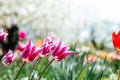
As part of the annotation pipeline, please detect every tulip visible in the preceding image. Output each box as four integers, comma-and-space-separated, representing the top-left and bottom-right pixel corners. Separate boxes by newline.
21, 40, 42, 62
39, 33, 55, 57
2, 50, 14, 66
52, 41, 73, 61
112, 31, 120, 52
38, 40, 73, 80
28, 33, 54, 80
28, 39, 43, 80
0, 29, 8, 43
14, 40, 42, 80
18, 31, 26, 40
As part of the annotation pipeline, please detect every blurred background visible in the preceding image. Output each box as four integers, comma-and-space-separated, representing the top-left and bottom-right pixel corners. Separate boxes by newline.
0, 0, 120, 45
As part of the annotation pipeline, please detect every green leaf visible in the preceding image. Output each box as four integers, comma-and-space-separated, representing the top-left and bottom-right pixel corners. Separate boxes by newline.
85, 62, 96, 80
78, 63, 91, 80
95, 70, 105, 80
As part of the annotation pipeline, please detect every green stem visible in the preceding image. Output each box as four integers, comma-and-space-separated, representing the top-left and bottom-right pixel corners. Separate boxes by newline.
14, 62, 26, 80
35, 57, 42, 70
0, 63, 2, 67
118, 69, 120, 80
0, 63, 4, 72
38, 59, 54, 80
28, 58, 41, 80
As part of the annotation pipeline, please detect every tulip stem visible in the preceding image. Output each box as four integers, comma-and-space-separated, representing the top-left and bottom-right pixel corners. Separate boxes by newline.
118, 69, 120, 80
14, 62, 26, 80
38, 59, 54, 80
0, 63, 4, 71
28, 58, 41, 80
35, 57, 42, 70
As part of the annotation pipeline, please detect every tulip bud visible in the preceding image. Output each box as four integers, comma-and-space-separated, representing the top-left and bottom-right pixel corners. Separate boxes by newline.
18, 31, 26, 40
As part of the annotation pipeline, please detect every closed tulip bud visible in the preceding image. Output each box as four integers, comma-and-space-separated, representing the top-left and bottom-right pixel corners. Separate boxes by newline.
18, 31, 26, 40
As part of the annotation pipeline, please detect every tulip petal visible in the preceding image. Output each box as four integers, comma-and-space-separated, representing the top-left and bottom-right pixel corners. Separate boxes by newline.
52, 41, 62, 56
21, 40, 32, 59
54, 46, 67, 57
57, 51, 73, 61
112, 31, 120, 52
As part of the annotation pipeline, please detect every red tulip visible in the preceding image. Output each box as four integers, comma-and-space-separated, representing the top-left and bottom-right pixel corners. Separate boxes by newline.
112, 31, 120, 52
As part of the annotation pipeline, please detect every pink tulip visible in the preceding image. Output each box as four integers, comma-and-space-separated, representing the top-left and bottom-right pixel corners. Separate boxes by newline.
21, 40, 42, 62
39, 33, 55, 57
0, 29, 8, 43
2, 50, 14, 66
52, 41, 73, 61
17, 42, 26, 52
18, 31, 26, 40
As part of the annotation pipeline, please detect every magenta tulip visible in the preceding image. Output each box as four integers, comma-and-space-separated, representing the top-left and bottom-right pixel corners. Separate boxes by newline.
52, 41, 73, 61
21, 40, 42, 62
17, 42, 26, 52
2, 50, 14, 66
18, 31, 26, 40
39, 33, 55, 57
0, 29, 8, 43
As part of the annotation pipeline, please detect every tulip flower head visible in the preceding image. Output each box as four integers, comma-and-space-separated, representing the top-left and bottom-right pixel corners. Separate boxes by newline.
52, 41, 73, 61
42, 33, 54, 46
18, 31, 26, 40
39, 33, 55, 57
0, 29, 8, 43
21, 40, 42, 62
112, 31, 120, 52
2, 50, 14, 66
